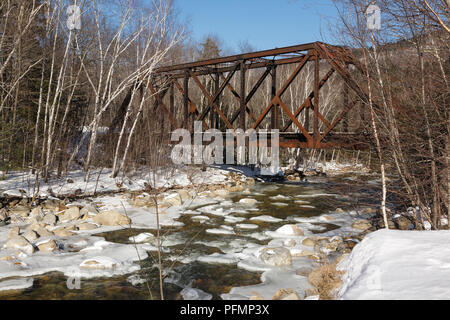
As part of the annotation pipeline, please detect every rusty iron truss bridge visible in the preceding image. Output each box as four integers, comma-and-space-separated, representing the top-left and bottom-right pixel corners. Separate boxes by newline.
139, 41, 380, 149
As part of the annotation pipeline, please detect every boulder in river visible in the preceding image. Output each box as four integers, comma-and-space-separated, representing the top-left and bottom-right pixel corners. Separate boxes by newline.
213, 189, 229, 197
302, 237, 316, 247
0, 209, 8, 221
53, 227, 75, 237
22, 230, 39, 242
275, 224, 304, 236
93, 210, 131, 226
351, 219, 372, 230
9, 226, 20, 238
80, 205, 99, 218
61, 206, 81, 221
272, 288, 301, 300
259, 247, 292, 266
239, 198, 257, 205
76, 223, 98, 231
377, 219, 395, 229
41, 199, 61, 210
33, 225, 54, 237
37, 239, 58, 252
163, 194, 182, 207
393, 215, 413, 230
42, 213, 58, 226
29, 207, 44, 220
5, 235, 34, 255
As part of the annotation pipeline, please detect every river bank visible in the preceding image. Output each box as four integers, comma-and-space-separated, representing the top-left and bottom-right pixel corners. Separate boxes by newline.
0, 163, 427, 300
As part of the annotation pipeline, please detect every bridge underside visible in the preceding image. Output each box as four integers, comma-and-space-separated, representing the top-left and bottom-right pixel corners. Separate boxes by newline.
147, 42, 373, 149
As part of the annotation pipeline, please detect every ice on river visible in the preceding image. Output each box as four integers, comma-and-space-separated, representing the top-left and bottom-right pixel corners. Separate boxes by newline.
236, 224, 259, 230
0, 235, 148, 282
205, 228, 235, 235
250, 215, 282, 223
0, 277, 33, 292
269, 195, 291, 201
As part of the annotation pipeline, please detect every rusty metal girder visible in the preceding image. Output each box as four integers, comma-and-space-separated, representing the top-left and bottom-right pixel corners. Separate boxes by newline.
140, 41, 376, 150
156, 43, 315, 73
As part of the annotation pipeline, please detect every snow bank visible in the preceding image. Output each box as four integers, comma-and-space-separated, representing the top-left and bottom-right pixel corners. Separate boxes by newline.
338, 229, 450, 300
0, 167, 230, 198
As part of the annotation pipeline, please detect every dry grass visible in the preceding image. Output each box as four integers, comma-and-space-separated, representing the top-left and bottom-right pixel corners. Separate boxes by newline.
308, 261, 344, 300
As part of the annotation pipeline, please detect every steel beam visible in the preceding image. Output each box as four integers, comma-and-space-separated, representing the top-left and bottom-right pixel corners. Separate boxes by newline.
251, 53, 311, 130
271, 65, 278, 130
313, 51, 320, 147
183, 70, 190, 129
156, 42, 316, 73
240, 60, 246, 130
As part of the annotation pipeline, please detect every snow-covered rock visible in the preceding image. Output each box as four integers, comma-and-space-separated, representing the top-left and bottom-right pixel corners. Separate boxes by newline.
239, 198, 257, 205
275, 224, 304, 236
259, 247, 292, 266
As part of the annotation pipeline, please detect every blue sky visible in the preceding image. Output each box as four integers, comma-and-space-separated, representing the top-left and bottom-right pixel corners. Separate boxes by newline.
175, 0, 339, 53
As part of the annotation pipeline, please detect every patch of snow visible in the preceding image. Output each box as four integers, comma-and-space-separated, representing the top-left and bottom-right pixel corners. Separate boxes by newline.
271, 202, 289, 207
224, 216, 246, 224
191, 215, 210, 221
205, 228, 235, 235
239, 198, 258, 205
338, 229, 450, 300
128, 233, 154, 243
269, 195, 290, 201
250, 215, 282, 223
236, 224, 259, 230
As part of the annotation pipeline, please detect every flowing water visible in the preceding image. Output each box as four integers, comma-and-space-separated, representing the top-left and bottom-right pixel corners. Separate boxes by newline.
0, 173, 382, 300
